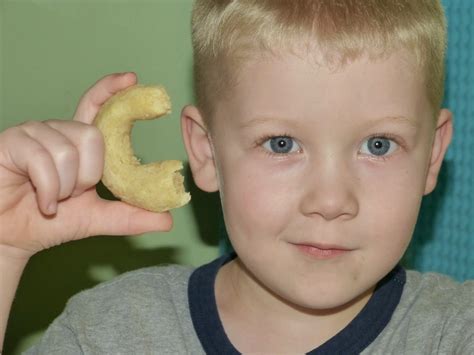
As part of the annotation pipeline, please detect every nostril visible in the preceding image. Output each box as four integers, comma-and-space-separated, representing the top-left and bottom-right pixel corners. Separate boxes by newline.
300, 191, 359, 221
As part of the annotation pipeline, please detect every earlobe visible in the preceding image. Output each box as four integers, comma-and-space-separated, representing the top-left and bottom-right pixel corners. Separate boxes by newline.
424, 109, 453, 195
181, 105, 219, 192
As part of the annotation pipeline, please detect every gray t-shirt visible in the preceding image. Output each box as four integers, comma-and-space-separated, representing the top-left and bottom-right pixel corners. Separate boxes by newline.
25, 256, 474, 354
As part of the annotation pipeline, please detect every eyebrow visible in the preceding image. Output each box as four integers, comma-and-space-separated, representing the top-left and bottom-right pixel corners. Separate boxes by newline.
239, 116, 298, 129
365, 115, 419, 129
240, 115, 419, 129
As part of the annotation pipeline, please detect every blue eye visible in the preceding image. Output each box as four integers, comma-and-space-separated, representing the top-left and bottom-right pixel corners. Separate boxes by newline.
262, 136, 300, 154
360, 136, 398, 157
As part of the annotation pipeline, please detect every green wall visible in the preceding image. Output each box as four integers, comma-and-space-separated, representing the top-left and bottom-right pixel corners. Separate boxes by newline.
0, 1, 221, 353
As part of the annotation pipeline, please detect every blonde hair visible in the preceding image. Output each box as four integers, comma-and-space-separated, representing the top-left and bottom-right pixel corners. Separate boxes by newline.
191, 0, 447, 124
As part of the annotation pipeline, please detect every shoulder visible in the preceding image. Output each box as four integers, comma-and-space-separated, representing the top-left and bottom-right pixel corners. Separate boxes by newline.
65, 263, 194, 312
390, 270, 474, 351
30, 265, 202, 353
84, 263, 194, 293
404, 270, 474, 309
368, 270, 474, 353
61, 263, 195, 328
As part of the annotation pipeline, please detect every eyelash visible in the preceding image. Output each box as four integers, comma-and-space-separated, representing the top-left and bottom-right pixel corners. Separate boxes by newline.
254, 132, 405, 159
366, 132, 401, 143
360, 133, 405, 161
255, 133, 301, 157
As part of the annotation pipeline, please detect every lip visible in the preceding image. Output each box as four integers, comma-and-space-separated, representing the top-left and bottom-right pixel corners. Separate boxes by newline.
290, 242, 352, 259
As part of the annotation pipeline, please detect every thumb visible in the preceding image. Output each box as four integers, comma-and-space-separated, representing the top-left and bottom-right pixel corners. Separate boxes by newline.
73, 72, 138, 125
86, 199, 173, 237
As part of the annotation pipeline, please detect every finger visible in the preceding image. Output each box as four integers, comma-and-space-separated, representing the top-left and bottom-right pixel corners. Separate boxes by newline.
45, 120, 104, 197
87, 198, 174, 236
3, 127, 60, 215
73, 72, 137, 125
21, 121, 80, 201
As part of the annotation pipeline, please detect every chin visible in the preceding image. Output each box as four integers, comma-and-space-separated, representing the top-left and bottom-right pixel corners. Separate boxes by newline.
277, 281, 375, 314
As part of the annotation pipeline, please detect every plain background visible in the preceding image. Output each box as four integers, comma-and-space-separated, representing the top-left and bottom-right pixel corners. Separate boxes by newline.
1, 0, 223, 353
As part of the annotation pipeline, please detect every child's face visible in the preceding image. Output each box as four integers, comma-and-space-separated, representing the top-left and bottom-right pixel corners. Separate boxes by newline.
195, 49, 450, 310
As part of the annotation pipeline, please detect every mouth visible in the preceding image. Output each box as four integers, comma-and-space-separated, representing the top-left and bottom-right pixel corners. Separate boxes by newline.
290, 242, 352, 259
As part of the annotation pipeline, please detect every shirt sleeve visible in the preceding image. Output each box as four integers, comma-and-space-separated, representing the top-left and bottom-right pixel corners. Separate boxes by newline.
23, 311, 83, 354
439, 279, 474, 354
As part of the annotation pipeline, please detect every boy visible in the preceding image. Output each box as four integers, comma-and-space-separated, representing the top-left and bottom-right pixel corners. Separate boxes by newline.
1, 0, 472, 353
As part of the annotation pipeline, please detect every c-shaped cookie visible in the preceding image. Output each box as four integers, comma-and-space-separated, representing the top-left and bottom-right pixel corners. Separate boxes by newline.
94, 85, 190, 212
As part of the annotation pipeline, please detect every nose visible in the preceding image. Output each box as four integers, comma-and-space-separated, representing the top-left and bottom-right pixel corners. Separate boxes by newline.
299, 156, 359, 221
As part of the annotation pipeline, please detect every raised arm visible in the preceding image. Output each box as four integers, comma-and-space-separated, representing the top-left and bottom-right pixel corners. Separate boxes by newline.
0, 73, 173, 349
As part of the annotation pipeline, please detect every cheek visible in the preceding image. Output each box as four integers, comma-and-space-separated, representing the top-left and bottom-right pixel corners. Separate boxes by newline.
361, 159, 426, 253
219, 157, 295, 241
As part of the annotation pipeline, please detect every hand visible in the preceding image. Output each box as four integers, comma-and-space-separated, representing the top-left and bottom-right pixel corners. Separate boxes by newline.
0, 73, 173, 262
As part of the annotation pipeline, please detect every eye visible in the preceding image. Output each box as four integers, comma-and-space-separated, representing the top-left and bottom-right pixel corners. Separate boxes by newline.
262, 136, 301, 154
360, 136, 399, 157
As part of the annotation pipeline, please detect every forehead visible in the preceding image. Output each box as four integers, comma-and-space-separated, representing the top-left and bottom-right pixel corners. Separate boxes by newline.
214, 49, 432, 129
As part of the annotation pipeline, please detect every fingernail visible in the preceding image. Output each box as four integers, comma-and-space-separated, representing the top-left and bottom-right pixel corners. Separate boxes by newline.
47, 202, 57, 215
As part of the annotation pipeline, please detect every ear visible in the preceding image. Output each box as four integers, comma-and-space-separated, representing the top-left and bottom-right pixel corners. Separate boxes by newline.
181, 105, 219, 192
424, 108, 453, 195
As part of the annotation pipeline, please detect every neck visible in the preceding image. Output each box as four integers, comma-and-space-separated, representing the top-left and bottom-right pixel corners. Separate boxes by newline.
215, 257, 374, 353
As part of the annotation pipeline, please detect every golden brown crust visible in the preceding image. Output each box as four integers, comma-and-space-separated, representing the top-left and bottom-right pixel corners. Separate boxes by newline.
94, 85, 190, 212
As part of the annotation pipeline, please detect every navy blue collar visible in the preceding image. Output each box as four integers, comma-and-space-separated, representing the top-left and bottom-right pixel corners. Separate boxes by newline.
189, 253, 406, 354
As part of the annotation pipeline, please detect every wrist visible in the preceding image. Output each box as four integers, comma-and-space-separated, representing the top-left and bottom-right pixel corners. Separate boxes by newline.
0, 246, 29, 351
0, 245, 32, 267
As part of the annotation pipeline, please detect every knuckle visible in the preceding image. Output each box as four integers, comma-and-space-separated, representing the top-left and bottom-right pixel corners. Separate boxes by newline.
43, 118, 64, 126
77, 172, 101, 191
0, 125, 21, 142
29, 147, 56, 178
53, 144, 79, 165
21, 120, 44, 132
31, 146, 50, 161
82, 125, 104, 147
